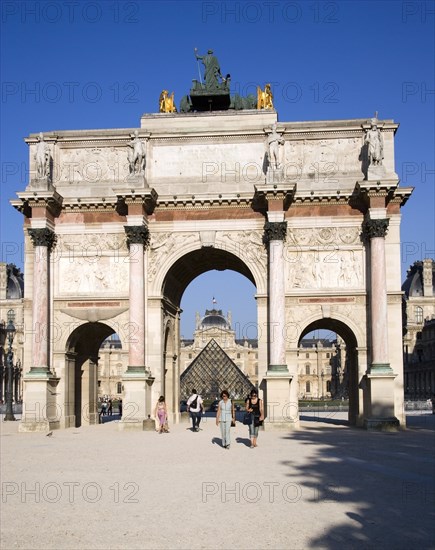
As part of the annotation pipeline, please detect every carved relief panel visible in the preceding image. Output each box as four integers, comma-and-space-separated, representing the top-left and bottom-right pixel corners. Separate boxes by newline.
56, 146, 129, 185
286, 227, 364, 290
55, 233, 129, 295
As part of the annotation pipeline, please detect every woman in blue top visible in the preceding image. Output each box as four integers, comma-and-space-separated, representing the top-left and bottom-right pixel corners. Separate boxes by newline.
216, 390, 235, 450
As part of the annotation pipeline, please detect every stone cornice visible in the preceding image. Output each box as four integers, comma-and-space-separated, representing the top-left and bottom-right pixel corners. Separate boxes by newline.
356, 180, 399, 194
354, 180, 413, 208
11, 191, 63, 217
115, 189, 158, 215
155, 192, 257, 209
24, 119, 399, 145
292, 191, 354, 204
254, 183, 296, 210
388, 187, 414, 206
61, 198, 120, 212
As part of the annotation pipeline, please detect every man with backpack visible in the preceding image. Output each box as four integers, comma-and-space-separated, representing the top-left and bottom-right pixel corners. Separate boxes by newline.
187, 388, 203, 432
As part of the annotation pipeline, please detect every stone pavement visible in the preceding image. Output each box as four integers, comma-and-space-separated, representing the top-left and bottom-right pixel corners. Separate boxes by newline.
1, 412, 434, 550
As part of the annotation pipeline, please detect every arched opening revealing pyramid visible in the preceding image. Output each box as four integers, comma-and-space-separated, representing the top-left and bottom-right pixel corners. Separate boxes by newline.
180, 339, 255, 400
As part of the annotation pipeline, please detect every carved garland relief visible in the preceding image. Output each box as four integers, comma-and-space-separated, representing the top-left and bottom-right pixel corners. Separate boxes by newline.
219, 230, 267, 278
146, 230, 267, 284
147, 232, 199, 283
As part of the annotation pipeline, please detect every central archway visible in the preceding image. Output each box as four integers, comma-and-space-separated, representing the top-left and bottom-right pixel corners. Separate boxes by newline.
159, 248, 261, 423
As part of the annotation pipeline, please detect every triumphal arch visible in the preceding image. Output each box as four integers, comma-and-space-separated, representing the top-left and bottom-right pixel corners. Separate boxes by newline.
13, 52, 413, 432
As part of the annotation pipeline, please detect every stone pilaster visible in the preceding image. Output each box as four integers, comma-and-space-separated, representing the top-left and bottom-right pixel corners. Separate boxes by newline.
261, 219, 295, 430
362, 217, 399, 430
27, 228, 57, 374
19, 227, 60, 433
264, 221, 288, 373
124, 225, 149, 370
119, 224, 151, 430
362, 218, 391, 372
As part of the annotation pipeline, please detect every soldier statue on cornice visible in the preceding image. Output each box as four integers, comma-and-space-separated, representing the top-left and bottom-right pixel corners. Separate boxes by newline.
365, 114, 384, 167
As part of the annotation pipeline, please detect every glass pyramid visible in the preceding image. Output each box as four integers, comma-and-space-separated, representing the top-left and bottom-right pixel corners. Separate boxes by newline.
180, 338, 255, 400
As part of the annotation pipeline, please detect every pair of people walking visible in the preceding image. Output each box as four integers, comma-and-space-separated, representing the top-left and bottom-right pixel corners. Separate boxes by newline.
216, 389, 264, 449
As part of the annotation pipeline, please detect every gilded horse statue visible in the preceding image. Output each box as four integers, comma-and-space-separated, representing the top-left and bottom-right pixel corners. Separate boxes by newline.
159, 90, 177, 113
257, 83, 274, 110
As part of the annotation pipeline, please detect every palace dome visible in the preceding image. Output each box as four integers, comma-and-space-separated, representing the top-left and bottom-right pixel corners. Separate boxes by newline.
199, 309, 231, 330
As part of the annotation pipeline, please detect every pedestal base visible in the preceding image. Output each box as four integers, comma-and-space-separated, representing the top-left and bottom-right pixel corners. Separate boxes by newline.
118, 366, 152, 431
261, 372, 298, 430
363, 370, 401, 429
19, 370, 60, 432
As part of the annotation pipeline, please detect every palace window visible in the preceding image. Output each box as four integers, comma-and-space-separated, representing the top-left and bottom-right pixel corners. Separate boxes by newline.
117, 382, 122, 394
305, 364, 310, 375
415, 306, 423, 324
306, 381, 311, 393
326, 381, 331, 393
305, 353, 310, 359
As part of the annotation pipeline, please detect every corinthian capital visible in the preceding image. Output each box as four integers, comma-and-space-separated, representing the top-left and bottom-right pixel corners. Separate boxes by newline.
263, 221, 287, 244
362, 218, 389, 240
124, 225, 150, 248
28, 228, 57, 250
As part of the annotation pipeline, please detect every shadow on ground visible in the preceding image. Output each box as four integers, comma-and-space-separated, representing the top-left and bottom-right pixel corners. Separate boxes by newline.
281, 414, 435, 549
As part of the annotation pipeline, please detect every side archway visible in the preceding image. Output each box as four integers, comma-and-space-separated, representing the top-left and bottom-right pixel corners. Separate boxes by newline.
298, 318, 362, 426
65, 322, 115, 428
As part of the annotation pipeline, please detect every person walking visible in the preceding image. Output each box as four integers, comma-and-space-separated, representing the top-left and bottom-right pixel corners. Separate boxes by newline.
245, 389, 264, 448
154, 395, 169, 434
216, 390, 235, 450
99, 400, 107, 423
187, 388, 203, 432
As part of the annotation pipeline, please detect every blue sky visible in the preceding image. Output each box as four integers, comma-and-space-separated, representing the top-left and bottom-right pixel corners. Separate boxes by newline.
1, 0, 434, 338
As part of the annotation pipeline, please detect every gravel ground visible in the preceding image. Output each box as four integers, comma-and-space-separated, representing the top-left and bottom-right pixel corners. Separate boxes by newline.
1, 412, 434, 550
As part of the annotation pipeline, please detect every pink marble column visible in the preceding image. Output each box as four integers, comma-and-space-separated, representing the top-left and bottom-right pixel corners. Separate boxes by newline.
28, 228, 56, 372
265, 221, 288, 372
125, 226, 149, 370
364, 219, 391, 370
